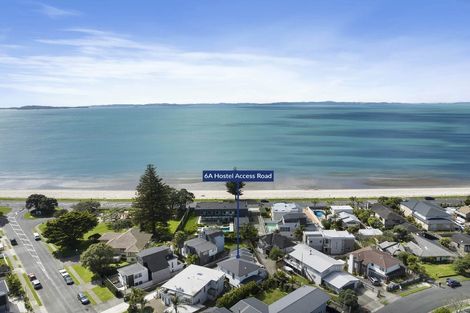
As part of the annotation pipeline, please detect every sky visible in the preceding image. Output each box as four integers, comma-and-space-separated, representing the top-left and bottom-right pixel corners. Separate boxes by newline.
1, 0, 470, 107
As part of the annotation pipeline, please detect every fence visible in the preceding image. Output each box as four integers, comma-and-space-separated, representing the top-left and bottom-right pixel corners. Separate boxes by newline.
174, 207, 193, 234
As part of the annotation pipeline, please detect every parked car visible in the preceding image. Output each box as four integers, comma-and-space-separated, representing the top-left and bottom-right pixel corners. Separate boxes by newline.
424, 196, 436, 201
59, 269, 69, 277
32, 279, 42, 290
77, 292, 90, 305
28, 273, 37, 281
64, 275, 74, 285
446, 278, 461, 288
33, 233, 41, 241
10, 238, 18, 246
369, 276, 381, 286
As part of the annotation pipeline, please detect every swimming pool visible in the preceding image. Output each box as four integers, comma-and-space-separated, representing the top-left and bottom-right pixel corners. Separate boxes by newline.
313, 210, 326, 219
265, 222, 279, 233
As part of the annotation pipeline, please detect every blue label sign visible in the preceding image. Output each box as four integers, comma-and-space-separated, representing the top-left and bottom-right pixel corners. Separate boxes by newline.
203, 170, 274, 182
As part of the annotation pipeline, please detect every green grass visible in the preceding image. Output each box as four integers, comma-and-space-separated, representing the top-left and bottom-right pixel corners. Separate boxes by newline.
65, 266, 81, 285
257, 288, 288, 304
84, 222, 112, 239
183, 212, 199, 233
71, 264, 94, 283
83, 291, 97, 305
422, 263, 457, 280
13, 255, 18, 261
224, 241, 249, 250
291, 274, 311, 285
168, 220, 180, 234
5, 256, 12, 268
0, 206, 12, 215
24, 212, 37, 219
91, 286, 115, 302
38, 223, 46, 234
22, 273, 42, 306
399, 284, 432, 297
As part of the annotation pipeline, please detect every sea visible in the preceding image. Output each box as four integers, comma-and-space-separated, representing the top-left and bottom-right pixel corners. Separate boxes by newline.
1, 102, 470, 190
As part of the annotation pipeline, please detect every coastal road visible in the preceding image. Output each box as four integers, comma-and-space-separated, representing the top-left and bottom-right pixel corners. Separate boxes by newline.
377, 282, 470, 313
3, 202, 97, 313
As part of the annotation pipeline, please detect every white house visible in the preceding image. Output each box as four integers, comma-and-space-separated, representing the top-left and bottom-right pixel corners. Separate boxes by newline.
272, 203, 300, 221
330, 205, 354, 215
118, 263, 149, 288
337, 212, 361, 227
303, 230, 355, 255
160, 265, 225, 306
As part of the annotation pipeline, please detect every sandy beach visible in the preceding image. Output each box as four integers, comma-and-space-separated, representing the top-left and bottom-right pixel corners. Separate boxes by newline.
0, 187, 469, 200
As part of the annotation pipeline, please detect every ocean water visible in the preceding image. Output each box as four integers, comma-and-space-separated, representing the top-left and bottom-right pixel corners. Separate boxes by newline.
1, 103, 470, 190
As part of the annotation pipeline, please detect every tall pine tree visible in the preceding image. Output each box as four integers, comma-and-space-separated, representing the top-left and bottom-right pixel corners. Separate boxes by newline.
133, 164, 171, 236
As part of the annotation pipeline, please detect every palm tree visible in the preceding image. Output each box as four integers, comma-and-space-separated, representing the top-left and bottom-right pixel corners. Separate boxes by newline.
171, 294, 182, 313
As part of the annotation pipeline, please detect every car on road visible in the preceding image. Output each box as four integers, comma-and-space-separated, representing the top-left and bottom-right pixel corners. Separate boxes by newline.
32, 279, 42, 290
59, 269, 69, 277
77, 292, 90, 305
33, 232, 41, 240
369, 276, 381, 286
28, 273, 37, 281
446, 278, 461, 288
424, 196, 436, 201
10, 238, 18, 246
64, 275, 74, 285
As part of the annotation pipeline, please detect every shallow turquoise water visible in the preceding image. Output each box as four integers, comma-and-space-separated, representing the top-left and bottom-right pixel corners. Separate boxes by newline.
0, 103, 469, 189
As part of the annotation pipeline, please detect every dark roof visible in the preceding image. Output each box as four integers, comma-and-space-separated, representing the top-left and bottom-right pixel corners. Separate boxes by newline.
259, 233, 296, 250
351, 246, 402, 269
370, 203, 405, 221
196, 201, 248, 210
402, 200, 449, 219
406, 234, 456, 258
203, 229, 224, 239
401, 222, 421, 233
281, 213, 307, 224
230, 297, 269, 313
137, 246, 172, 273
217, 258, 260, 277
185, 237, 217, 253
117, 263, 147, 276
451, 233, 470, 245
269, 286, 329, 313
200, 308, 232, 313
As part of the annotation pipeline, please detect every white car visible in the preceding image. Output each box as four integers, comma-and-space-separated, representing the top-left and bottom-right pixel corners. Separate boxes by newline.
59, 269, 69, 277
33, 233, 41, 240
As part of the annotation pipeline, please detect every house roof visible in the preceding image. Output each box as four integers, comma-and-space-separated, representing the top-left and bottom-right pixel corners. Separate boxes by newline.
137, 246, 172, 273
289, 244, 344, 273
337, 212, 360, 224
330, 205, 354, 213
451, 233, 470, 245
161, 265, 224, 297
196, 201, 248, 211
259, 233, 296, 250
230, 248, 256, 262
322, 271, 359, 290
272, 203, 299, 212
358, 228, 383, 236
350, 246, 401, 269
457, 206, 470, 215
231, 297, 269, 313
303, 230, 354, 239
185, 237, 217, 253
203, 229, 224, 239
402, 200, 450, 220
117, 262, 147, 276
201, 308, 232, 313
370, 203, 405, 221
100, 228, 152, 253
217, 258, 260, 278
405, 234, 456, 258
269, 286, 329, 313
281, 212, 307, 223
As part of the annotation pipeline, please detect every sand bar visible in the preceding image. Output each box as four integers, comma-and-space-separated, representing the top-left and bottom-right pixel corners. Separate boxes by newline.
0, 187, 469, 200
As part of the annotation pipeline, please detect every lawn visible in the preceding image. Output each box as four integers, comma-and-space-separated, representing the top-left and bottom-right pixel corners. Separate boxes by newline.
0, 206, 12, 215
291, 274, 310, 286
423, 263, 457, 279
257, 288, 288, 304
22, 273, 42, 306
91, 286, 115, 302
168, 220, 180, 234
224, 241, 249, 251
24, 212, 37, 219
83, 291, 97, 305
71, 264, 94, 283
65, 266, 81, 285
84, 222, 112, 239
183, 213, 199, 234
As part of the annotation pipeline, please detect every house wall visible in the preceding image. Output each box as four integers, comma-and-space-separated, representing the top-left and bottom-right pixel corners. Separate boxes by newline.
218, 267, 260, 287
210, 236, 225, 254
119, 268, 149, 288
426, 219, 454, 231
400, 205, 414, 217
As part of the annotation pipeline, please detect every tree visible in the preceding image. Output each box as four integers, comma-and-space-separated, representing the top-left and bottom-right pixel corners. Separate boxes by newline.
43, 210, 98, 248
453, 254, 470, 275
367, 216, 382, 229
392, 225, 411, 242
349, 197, 358, 208
439, 237, 451, 249
226, 181, 245, 196
133, 164, 172, 236
127, 288, 147, 313
240, 224, 258, 241
169, 188, 195, 218
338, 289, 358, 310
321, 219, 331, 230
407, 255, 426, 275
465, 196, 470, 206
293, 225, 305, 241
6, 273, 24, 298
464, 225, 470, 235
80, 243, 115, 278
186, 254, 199, 265
72, 200, 101, 214
171, 294, 182, 313
268, 247, 284, 260
173, 231, 187, 250
378, 197, 403, 211
25, 194, 58, 216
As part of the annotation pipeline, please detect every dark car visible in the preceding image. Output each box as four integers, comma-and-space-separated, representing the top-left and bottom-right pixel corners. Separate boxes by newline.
64, 275, 74, 285
32, 280, 42, 290
369, 276, 381, 286
446, 278, 461, 288
77, 292, 90, 305
10, 238, 18, 246
424, 196, 435, 201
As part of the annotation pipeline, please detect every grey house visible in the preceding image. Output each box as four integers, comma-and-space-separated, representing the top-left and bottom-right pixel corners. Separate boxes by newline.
258, 233, 296, 255
370, 203, 406, 229
451, 233, 470, 256
195, 201, 249, 223
182, 229, 224, 265
400, 200, 454, 231
230, 285, 330, 313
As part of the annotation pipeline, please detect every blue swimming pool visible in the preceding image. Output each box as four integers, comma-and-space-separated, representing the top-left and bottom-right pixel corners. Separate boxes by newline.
313, 210, 326, 218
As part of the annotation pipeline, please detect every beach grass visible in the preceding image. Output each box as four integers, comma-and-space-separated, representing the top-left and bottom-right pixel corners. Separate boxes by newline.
22, 273, 43, 306
91, 285, 115, 302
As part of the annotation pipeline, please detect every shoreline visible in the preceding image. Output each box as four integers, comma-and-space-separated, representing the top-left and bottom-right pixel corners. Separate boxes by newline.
0, 187, 469, 201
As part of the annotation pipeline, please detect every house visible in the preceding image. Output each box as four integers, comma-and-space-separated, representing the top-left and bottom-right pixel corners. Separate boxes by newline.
0, 279, 9, 313
182, 229, 224, 265
370, 203, 406, 229
99, 228, 152, 262
303, 230, 355, 255
358, 228, 383, 237
330, 205, 354, 215
377, 241, 406, 256
404, 234, 456, 262
285, 244, 360, 292
348, 247, 405, 282
278, 213, 309, 237
451, 233, 470, 255
337, 212, 361, 227
271, 203, 300, 221
201, 308, 232, 313
217, 257, 262, 287
195, 201, 249, 224
230, 248, 257, 262
159, 265, 225, 306
230, 285, 330, 313
400, 200, 454, 231
455, 206, 470, 222
257, 233, 296, 255
117, 245, 184, 289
